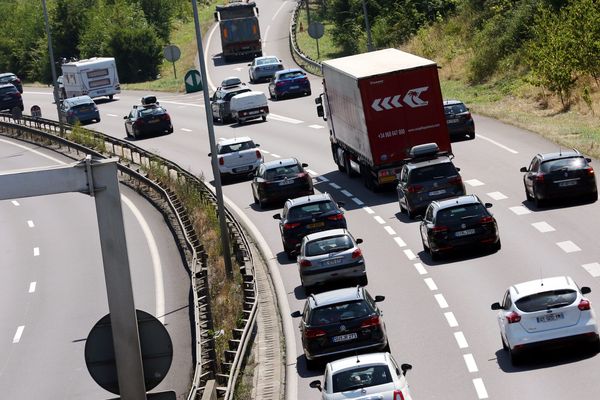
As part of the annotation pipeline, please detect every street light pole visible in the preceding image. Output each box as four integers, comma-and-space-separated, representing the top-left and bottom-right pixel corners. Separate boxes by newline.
361, 0, 374, 52
41, 0, 64, 135
191, 0, 233, 279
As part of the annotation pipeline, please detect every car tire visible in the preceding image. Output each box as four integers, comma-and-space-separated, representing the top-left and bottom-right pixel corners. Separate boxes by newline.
344, 155, 358, 178
430, 246, 440, 261
96, 117, 101, 122
303, 284, 313, 296
524, 184, 533, 202
493, 239, 502, 252
534, 191, 545, 208
286, 250, 295, 261
109, 95, 114, 100
252, 191, 259, 205
262, 115, 267, 122
589, 191, 598, 203
258, 197, 266, 209
501, 334, 508, 351
237, 118, 243, 125
383, 343, 391, 353
358, 275, 368, 287
125, 128, 131, 138
509, 347, 523, 366
407, 206, 416, 220
305, 356, 319, 371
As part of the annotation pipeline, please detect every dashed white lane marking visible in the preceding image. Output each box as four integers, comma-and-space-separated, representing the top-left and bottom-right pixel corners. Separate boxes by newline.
465, 179, 485, 187
317, 176, 329, 182
424, 277, 438, 291
271, 153, 281, 158
404, 249, 417, 260
582, 263, 600, 277
340, 189, 353, 197
384, 226, 396, 235
413, 262, 426, 275
107, 113, 118, 117
434, 293, 449, 308
308, 124, 324, 129
444, 311, 458, 327
454, 331, 469, 348
374, 216, 385, 224
180, 128, 192, 132
329, 182, 341, 189
473, 378, 489, 399
532, 221, 555, 233
394, 237, 407, 248
261, 149, 270, 154
464, 354, 479, 373
11, 200, 20, 206
477, 134, 519, 154
510, 206, 531, 215
28, 282, 36, 293
33, 247, 40, 256
27, 220, 35, 228
269, 113, 303, 124
557, 240, 581, 253
363, 206, 375, 214
13, 326, 25, 343
487, 191, 507, 200
352, 197, 364, 205
306, 169, 318, 176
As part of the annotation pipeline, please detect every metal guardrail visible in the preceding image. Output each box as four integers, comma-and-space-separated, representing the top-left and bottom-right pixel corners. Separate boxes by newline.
0, 114, 257, 399
289, 0, 323, 76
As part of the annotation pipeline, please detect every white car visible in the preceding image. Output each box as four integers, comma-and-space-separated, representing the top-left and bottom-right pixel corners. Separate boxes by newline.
209, 137, 263, 182
491, 275, 600, 364
310, 352, 413, 400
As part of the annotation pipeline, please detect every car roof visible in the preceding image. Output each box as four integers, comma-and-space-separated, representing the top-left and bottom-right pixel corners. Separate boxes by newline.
218, 136, 253, 146
443, 100, 464, 106
328, 352, 390, 372
63, 95, 95, 105
286, 192, 332, 207
537, 150, 582, 161
0, 73, 16, 78
254, 56, 279, 62
275, 68, 304, 77
263, 158, 299, 169
0, 83, 16, 89
304, 228, 349, 242
308, 286, 365, 309
231, 90, 267, 100
432, 194, 480, 209
510, 276, 579, 299
407, 155, 453, 169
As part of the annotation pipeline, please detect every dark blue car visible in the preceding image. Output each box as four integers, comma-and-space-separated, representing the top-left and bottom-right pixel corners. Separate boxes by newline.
268, 68, 311, 100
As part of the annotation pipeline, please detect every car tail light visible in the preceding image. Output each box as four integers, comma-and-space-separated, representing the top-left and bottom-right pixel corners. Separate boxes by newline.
327, 213, 344, 221
448, 176, 462, 185
255, 150, 261, 158
67, 111, 74, 117
407, 184, 423, 193
299, 77, 308, 83
297, 172, 308, 179
134, 119, 145, 127
579, 299, 591, 311
465, 112, 472, 120
586, 167, 595, 176
218, 157, 224, 165
299, 259, 312, 267
161, 113, 170, 121
352, 248, 362, 259
535, 173, 545, 182
432, 226, 448, 233
283, 222, 301, 230
276, 82, 285, 87
506, 311, 521, 323
305, 328, 327, 338
360, 315, 380, 329
260, 106, 269, 113
393, 391, 405, 400
14, 92, 21, 98
15, 78, 21, 84
254, 67, 261, 71
480, 216, 494, 224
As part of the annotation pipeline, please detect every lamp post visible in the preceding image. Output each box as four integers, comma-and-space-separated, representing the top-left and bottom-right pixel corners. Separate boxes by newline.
361, 0, 374, 52
41, 0, 64, 135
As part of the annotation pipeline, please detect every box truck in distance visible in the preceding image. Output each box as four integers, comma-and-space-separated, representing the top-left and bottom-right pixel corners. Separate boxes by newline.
214, 1, 262, 62
316, 48, 452, 190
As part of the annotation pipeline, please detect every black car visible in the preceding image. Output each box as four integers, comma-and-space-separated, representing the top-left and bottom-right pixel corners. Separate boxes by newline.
273, 192, 346, 258
397, 143, 466, 219
419, 194, 501, 260
124, 98, 173, 139
210, 80, 251, 123
0, 83, 24, 112
0, 72, 23, 93
251, 158, 314, 209
520, 150, 597, 207
292, 286, 389, 369
444, 100, 475, 140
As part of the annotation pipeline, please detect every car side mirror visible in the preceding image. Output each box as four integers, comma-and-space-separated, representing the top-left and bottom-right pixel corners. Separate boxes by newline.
301, 163, 309, 167
309, 380, 322, 391
315, 96, 322, 105
401, 363, 412, 375
374, 295, 385, 303
208, 153, 212, 157
337, 201, 345, 208
491, 302, 502, 310
586, 158, 592, 163
123, 116, 127, 119
316, 104, 324, 118
255, 143, 260, 147
273, 213, 282, 220
291, 310, 302, 318
214, 11, 218, 21
456, 167, 461, 171
581, 286, 592, 295
356, 238, 363, 244
520, 167, 528, 172
247, 63, 251, 66
484, 202, 493, 208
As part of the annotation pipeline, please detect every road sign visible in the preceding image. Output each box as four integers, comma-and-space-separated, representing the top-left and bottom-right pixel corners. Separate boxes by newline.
30, 105, 42, 118
184, 69, 202, 93
308, 22, 325, 39
85, 309, 173, 395
163, 45, 181, 62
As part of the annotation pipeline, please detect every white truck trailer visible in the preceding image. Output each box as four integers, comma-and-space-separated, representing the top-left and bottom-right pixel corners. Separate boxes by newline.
60, 57, 120, 100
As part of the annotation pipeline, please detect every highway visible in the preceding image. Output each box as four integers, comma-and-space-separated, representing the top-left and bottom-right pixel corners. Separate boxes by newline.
10, 0, 600, 398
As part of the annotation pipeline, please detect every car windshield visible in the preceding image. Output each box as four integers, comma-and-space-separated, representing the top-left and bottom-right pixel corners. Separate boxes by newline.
305, 235, 353, 256
219, 141, 255, 154
139, 106, 164, 117
444, 103, 467, 114
279, 71, 305, 80
257, 57, 278, 65
541, 157, 587, 172
287, 201, 336, 220
408, 163, 458, 183
515, 289, 577, 312
435, 203, 487, 224
264, 164, 301, 180
332, 365, 393, 393
309, 300, 372, 326
0, 86, 17, 95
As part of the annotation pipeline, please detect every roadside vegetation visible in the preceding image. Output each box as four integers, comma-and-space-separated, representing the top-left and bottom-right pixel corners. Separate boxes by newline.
295, 0, 600, 159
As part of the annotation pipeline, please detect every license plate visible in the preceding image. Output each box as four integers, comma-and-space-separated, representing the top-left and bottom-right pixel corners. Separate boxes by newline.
429, 189, 446, 196
248, 110, 259, 115
332, 333, 358, 343
80, 108, 90, 112
2, 96, 10, 101
447, 118, 459, 123
307, 221, 325, 229
278, 180, 293, 186
233, 166, 250, 173
98, 90, 105, 93
558, 180, 577, 187
537, 312, 564, 323
455, 228, 476, 237
290, 85, 299, 89
324, 258, 343, 266
149, 119, 160, 124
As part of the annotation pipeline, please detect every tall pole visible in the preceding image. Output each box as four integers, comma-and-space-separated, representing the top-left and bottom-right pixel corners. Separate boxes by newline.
41, 0, 64, 135
191, 0, 233, 279
361, 0, 374, 52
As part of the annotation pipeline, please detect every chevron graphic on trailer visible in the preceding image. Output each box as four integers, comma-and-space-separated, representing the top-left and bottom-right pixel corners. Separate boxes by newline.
371, 86, 430, 111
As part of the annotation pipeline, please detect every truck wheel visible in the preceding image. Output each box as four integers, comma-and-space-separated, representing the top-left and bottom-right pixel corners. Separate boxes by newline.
361, 164, 376, 191
345, 155, 358, 178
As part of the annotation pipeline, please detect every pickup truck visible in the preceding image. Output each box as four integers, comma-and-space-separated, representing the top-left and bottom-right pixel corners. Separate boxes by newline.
209, 136, 263, 182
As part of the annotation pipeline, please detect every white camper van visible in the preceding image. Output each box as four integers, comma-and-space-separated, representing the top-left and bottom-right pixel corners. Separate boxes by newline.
60, 57, 120, 100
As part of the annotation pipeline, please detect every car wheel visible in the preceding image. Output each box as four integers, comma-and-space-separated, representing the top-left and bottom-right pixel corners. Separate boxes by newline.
249, 73, 254, 84
509, 347, 523, 366
305, 356, 319, 371
237, 118, 243, 125
96, 117, 101, 122
306, 90, 312, 96
303, 284, 313, 296
262, 115, 267, 122
383, 343, 391, 353
422, 236, 429, 253
493, 239, 502, 252
286, 250, 295, 261
358, 275, 368, 287
501, 334, 508, 351
258, 197, 266, 209
407, 206, 416, 220
524, 184, 533, 201
430, 245, 440, 261
589, 191, 598, 203
252, 191, 259, 205
109, 94, 114, 100
344, 155, 358, 178
533, 190, 545, 208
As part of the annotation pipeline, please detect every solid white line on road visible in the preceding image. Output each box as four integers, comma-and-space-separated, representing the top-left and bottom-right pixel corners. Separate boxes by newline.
306, 169, 319, 176
465, 179, 485, 187
260, 149, 270, 153
107, 113, 118, 117
404, 249, 416, 260
33, 247, 40, 256
329, 182, 341, 189
473, 378, 489, 399
487, 191, 508, 200
424, 277, 438, 291
532, 221, 555, 233
582, 263, 600, 277
13, 326, 25, 343
454, 331, 469, 349
28, 282, 36, 293
363, 206, 375, 214
11, 200, 19, 206
308, 124, 324, 129
413, 262, 427, 275
374, 216, 385, 224
434, 293, 449, 308
478, 134, 519, 154
352, 197, 364, 205
272, 1, 287, 20
340, 189, 353, 197
464, 354, 479, 373
509, 206, 531, 215
27, 220, 35, 228
271, 154, 281, 158
180, 128, 192, 132
557, 240, 581, 253
444, 311, 458, 327
384, 226, 396, 235
394, 237, 407, 248
205, 23, 219, 91
269, 113, 303, 124
0, 138, 65, 165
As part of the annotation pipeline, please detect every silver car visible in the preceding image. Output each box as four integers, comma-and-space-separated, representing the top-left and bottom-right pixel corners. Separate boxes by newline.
248, 56, 284, 83
297, 228, 367, 292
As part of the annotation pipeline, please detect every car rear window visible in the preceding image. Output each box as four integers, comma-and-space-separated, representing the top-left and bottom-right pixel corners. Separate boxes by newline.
72, 103, 94, 110
0, 86, 17, 95
408, 163, 458, 183
287, 201, 336, 220
515, 289, 577, 312
309, 300, 373, 326
444, 103, 467, 114
257, 57, 278, 65
279, 71, 305, 80
139, 107, 164, 117
332, 365, 393, 393
265, 164, 301, 180
435, 203, 487, 224
219, 141, 255, 154
541, 157, 587, 173
305, 235, 353, 256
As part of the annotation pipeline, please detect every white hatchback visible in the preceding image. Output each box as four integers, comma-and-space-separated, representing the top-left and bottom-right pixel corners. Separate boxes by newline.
491, 276, 600, 364
310, 352, 413, 400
